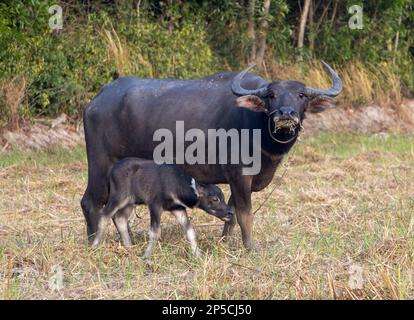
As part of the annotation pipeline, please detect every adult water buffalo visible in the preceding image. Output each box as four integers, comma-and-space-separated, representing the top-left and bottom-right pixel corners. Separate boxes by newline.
81, 61, 342, 249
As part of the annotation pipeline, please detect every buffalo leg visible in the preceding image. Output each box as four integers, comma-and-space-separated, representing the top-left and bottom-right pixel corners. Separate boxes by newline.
229, 176, 254, 250
172, 209, 200, 257
81, 146, 111, 243
81, 183, 108, 244
143, 204, 162, 259
222, 195, 237, 239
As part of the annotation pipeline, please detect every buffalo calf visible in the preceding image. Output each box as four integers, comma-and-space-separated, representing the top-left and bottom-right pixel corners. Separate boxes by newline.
92, 158, 233, 257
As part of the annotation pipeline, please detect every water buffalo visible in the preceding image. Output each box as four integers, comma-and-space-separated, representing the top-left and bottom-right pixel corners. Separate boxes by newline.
81, 61, 342, 249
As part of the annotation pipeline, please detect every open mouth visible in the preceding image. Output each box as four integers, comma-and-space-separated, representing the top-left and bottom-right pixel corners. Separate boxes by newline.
209, 210, 233, 222
221, 215, 233, 222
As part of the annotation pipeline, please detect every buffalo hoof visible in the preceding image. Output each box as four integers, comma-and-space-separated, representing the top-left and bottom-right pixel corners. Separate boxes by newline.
243, 239, 259, 252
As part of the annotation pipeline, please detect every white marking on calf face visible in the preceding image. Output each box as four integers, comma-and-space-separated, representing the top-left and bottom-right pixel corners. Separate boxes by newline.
191, 178, 199, 197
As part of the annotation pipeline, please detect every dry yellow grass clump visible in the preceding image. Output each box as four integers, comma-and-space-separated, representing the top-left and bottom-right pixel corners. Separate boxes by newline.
267, 60, 402, 108
0, 76, 27, 130
0, 132, 413, 299
101, 27, 153, 78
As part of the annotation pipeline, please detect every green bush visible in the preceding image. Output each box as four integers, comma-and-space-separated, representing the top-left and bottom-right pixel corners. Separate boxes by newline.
118, 19, 215, 78
0, 0, 413, 123
0, 2, 216, 119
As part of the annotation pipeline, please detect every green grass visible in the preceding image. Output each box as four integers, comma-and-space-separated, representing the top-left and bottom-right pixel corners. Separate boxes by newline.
0, 132, 413, 299
300, 132, 414, 158
0, 146, 86, 168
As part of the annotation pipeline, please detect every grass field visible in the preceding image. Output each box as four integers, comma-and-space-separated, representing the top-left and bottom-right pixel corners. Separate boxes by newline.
1, 132, 413, 299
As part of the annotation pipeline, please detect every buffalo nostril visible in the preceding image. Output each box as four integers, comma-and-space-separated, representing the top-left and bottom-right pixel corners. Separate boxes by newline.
289, 110, 298, 117
279, 107, 295, 117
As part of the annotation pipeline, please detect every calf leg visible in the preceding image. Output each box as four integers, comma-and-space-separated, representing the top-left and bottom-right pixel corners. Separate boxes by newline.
91, 196, 129, 248
143, 204, 162, 259
113, 205, 134, 246
172, 209, 200, 257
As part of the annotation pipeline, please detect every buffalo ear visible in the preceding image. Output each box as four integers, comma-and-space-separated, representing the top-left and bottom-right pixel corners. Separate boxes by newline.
235, 95, 266, 113
306, 96, 338, 113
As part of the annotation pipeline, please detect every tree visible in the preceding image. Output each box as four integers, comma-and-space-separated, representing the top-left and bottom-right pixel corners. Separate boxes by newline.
297, 0, 311, 58
246, 0, 272, 69
256, 0, 271, 68
247, 0, 256, 63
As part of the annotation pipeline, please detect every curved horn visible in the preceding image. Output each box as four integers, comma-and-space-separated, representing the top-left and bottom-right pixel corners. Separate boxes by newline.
304, 60, 343, 97
231, 64, 269, 96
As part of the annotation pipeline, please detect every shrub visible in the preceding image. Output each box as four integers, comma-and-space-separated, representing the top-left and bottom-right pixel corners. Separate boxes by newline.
0, 0, 413, 126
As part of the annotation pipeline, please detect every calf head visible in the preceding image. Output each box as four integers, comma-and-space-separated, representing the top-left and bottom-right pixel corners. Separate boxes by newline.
195, 183, 233, 222
232, 61, 342, 143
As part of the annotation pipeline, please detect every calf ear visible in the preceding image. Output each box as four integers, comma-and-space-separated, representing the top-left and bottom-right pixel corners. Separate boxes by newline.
235, 95, 266, 113
195, 182, 208, 197
306, 96, 338, 113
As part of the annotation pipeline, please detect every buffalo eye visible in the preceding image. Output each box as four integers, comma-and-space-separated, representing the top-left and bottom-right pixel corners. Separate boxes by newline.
211, 196, 220, 203
266, 92, 275, 99
298, 92, 306, 99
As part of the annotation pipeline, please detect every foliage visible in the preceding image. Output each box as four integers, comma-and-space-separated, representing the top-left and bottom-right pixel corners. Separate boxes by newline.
0, 0, 413, 122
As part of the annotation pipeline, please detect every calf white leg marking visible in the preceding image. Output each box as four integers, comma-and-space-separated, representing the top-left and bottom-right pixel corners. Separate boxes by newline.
186, 227, 200, 256
92, 217, 108, 248
174, 210, 188, 226
143, 227, 161, 258
113, 214, 132, 246
172, 210, 199, 256
93, 197, 132, 247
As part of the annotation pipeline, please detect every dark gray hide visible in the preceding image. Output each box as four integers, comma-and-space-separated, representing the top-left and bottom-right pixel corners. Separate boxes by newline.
81, 61, 342, 249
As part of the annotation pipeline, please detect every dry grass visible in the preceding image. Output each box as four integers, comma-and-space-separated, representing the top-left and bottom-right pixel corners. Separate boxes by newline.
0, 132, 413, 299
101, 27, 153, 78
0, 76, 27, 131
102, 27, 130, 77
267, 60, 403, 108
